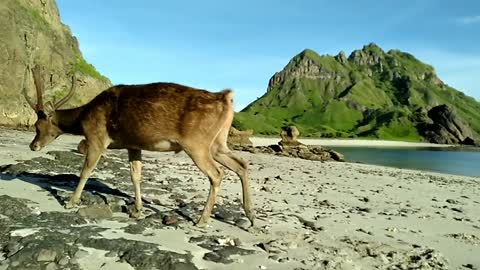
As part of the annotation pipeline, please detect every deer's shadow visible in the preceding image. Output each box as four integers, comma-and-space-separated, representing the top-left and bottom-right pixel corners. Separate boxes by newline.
0, 168, 132, 207
0, 151, 250, 228
0, 163, 201, 222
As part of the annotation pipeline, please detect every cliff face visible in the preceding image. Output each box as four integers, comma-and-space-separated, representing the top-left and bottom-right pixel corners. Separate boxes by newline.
235, 43, 480, 145
0, 0, 111, 126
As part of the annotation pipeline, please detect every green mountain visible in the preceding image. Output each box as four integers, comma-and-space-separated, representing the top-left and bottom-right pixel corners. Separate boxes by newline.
234, 43, 480, 144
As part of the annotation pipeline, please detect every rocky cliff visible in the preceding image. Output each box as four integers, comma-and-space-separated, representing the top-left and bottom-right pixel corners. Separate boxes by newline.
235, 43, 480, 145
0, 0, 111, 127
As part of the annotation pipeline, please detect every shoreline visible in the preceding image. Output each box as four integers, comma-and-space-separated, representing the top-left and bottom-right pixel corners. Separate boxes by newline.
0, 127, 459, 148
251, 137, 455, 148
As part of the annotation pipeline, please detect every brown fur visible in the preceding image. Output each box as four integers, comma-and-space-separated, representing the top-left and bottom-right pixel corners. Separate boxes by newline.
24, 67, 254, 227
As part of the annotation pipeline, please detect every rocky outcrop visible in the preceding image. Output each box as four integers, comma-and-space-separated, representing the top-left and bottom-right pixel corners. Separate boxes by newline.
419, 105, 477, 145
335, 51, 348, 64
268, 49, 344, 90
348, 43, 384, 67
227, 127, 253, 146
232, 144, 345, 162
0, 0, 111, 127
231, 126, 344, 162
279, 126, 303, 146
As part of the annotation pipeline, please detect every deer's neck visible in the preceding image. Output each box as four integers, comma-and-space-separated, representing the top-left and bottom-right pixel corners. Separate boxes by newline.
54, 107, 85, 135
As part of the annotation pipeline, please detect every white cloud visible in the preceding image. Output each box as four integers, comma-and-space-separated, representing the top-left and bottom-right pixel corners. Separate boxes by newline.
457, 15, 480, 25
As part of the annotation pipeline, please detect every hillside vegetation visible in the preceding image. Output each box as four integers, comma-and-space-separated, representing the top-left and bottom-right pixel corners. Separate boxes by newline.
235, 43, 480, 143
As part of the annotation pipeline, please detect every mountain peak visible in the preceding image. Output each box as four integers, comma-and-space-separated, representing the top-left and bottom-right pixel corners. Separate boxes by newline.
362, 42, 384, 54
236, 44, 480, 143
295, 48, 322, 61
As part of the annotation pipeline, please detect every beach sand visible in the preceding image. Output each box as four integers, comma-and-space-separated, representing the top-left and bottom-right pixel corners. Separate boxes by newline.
0, 128, 478, 269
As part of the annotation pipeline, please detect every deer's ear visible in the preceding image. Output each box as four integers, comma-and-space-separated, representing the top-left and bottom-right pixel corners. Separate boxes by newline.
37, 110, 47, 119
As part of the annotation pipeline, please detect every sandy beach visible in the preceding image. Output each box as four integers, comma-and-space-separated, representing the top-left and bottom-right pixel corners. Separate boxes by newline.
0, 128, 479, 270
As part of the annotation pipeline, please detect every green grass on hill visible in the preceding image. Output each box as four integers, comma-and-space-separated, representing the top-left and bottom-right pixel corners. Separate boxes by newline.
236, 44, 480, 141
74, 57, 109, 83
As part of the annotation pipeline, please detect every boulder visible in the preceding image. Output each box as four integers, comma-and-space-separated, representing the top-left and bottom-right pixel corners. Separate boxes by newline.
418, 104, 477, 145
279, 126, 303, 146
228, 127, 253, 146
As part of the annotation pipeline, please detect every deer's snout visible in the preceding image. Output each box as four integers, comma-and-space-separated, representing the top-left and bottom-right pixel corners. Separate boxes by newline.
30, 141, 41, 151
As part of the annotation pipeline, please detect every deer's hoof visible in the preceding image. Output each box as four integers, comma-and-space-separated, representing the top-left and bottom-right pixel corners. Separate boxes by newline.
195, 218, 210, 228
64, 200, 79, 209
245, 211, 255, 227
129, 209, 143, 220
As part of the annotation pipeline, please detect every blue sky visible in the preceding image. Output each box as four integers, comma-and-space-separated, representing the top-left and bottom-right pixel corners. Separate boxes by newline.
57, 0, 480, 110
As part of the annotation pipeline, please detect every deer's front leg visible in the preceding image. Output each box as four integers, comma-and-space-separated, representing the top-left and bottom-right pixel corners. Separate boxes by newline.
65, 142, 103, 209
128, 149, 143, 219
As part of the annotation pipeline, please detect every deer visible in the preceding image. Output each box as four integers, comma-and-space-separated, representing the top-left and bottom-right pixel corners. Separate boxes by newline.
22, 65, 255, 227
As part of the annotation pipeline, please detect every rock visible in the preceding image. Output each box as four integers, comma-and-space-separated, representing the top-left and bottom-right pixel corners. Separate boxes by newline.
446, 199, 459, 204
77, 205, 113, 219
162, 215, 178, 226
74, 250, 89, 259
379, 254, 390, 264
268, 255, 280, 261
279, 126, 303, 146
335, 51, 348, 64
462, 137, 476, 145
36, 249, 57, 262
0, 195, 33, 219
45, 262, 58, 270
213, 206, 236, 222
190, 235, 255, 264
105, 251, 117, 257
348, 43, 384, 66
231, 127, 346, 162
463, 263, 476, 269
268, 144, 283, 152
418, 104, 477, 145
216, 238, 236, 246
0, 0, 111, 127
256, 242, 271, 253
328, 149, 345, 162
295, 215, 323, 231
228, 127, 253, 146
260, 186, 272, 193
235, 218, 251, 229
57, 257, 70, 266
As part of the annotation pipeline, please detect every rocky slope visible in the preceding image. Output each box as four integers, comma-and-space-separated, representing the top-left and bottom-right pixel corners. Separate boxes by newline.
0, 0, 111, 127
235, 43, 480, 145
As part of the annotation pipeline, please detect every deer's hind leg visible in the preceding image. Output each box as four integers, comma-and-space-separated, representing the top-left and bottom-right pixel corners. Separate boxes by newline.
213, 147, 255, 226
128, 149, 143, 219
184, 146, 224, 227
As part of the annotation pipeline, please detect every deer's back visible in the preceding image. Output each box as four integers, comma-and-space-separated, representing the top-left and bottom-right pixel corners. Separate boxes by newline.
81, 82, 233, 150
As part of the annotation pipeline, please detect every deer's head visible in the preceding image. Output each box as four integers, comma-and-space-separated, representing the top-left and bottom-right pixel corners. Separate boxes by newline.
23, 65, 76, 151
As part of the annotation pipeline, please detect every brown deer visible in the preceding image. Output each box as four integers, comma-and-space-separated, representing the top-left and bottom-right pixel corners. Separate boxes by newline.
23, 65, 254, 227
